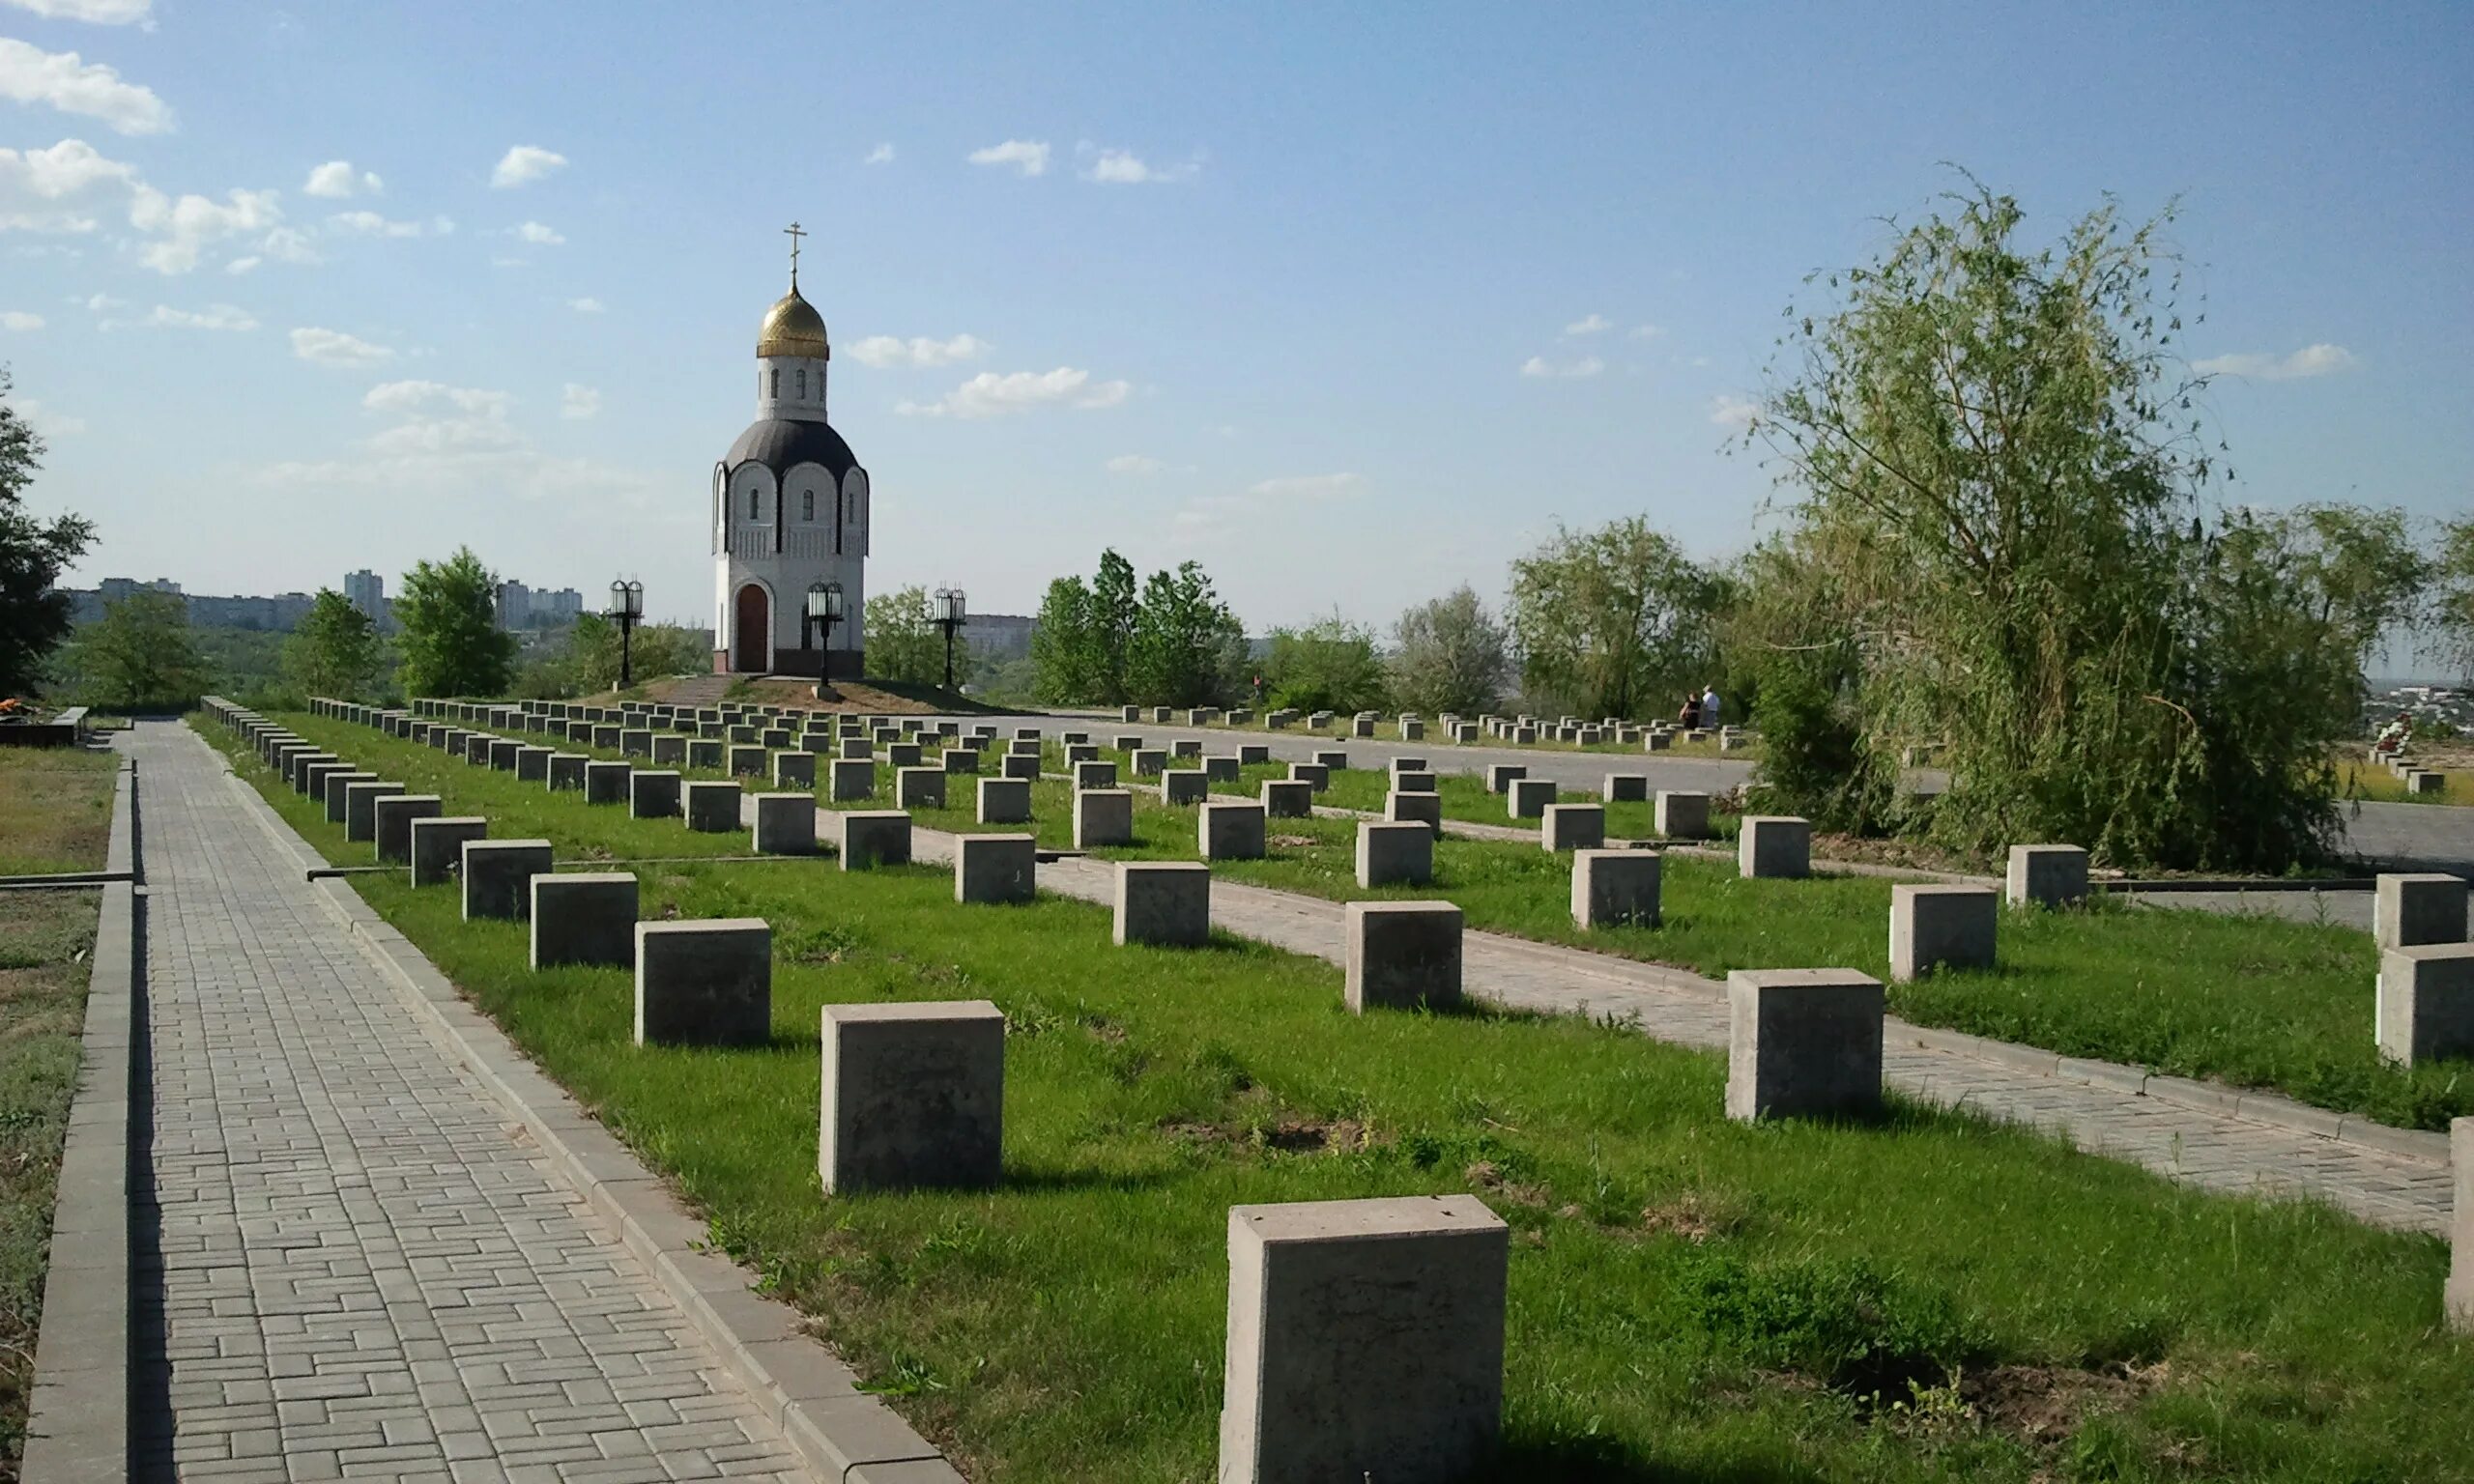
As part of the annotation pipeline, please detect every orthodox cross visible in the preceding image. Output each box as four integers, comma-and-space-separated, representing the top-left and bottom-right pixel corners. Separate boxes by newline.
784, 220, 806, 288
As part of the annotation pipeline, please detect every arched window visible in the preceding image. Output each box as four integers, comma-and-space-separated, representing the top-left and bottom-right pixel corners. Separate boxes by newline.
796, 368, 807, 399
748, 488, 760, 521
801, 490, 814, 521
769, 368, 781, 399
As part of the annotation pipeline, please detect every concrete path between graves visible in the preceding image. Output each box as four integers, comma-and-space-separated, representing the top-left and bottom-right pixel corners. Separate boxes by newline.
123, 720, 816, 1482
878, 809, 2454, 1238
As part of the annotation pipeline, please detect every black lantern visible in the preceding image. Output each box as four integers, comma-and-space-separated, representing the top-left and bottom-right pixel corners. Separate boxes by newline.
933, 585, 966, 690
606, 579, 644, 690
805, 581, 845, 690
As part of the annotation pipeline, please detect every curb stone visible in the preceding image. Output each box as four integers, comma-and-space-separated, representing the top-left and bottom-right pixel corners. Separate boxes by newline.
204, 724, 964, 1484
21, 755, 138, 1484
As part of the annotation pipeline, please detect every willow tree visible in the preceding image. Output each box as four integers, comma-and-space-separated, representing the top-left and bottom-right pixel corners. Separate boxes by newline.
1749, 179, 2349, 869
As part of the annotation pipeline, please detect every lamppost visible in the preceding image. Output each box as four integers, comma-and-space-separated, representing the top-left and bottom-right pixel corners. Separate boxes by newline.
804, 581, 844, 696
607, 579, 644, 691
933, 585, 966, 690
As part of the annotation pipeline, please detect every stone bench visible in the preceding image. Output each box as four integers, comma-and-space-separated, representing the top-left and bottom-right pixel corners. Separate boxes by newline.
819, 1001, 1005, 1192
1220, 1194, 1506, 1484
1345, 900, 1461, 1012
636, 919, 771, 1046
531, 872, 638, 969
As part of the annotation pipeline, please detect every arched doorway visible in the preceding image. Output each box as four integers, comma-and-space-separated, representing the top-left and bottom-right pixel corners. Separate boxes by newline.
733, 583, 770, 671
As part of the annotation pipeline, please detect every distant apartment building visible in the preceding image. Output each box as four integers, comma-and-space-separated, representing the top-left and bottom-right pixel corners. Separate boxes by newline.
968, 613, 1038, 661
68, 580, 308, 630
495, 581, 586, 631
343, 568, 388, 628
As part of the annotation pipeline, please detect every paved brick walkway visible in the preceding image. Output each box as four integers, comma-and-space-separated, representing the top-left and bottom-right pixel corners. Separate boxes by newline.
895, 818, 2453, 1237
131, 722, 807, 1483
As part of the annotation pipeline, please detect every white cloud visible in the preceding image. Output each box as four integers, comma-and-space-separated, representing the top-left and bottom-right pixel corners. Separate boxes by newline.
2193, 343, 2358, 381
1563, 313, 1612, 337
1175, 472, 1363, 537
327, 209, 426, 238
15, 397, 84, 437
864, 142, 894, 165
223, 255, 258, 274
143, 301, 254, 330
0, 309, 41, 330
252, 379, 654, 505
1629, 323, 1665, 340
966, 139, 1050, 177
0, 0, 154, 21
848, 332, 990, 368
1080, 145, 1201, 185
490, 144, 566, 188
1708, 394, 1758, 430
566, 296, 603, 313
560, 383, 600, 420
513, 219, 562, 245
1106, 453, 1165, 475
73, 291, 122, 311
289, 325, 392, 367
256, 226, 318, 264
0, 38, 172, 134
128, 183, 279, 272
896, 366, 1131, 418
361, 379, 516, 454
0, 137, 139, 231
302, 159, 380, 198
1519, 355, 1603, 379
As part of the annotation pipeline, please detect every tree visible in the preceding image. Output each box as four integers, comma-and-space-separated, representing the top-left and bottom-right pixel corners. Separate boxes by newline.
1030, 576, 1100, 703
1389, 585, 1512, 717
864, 585, 969, 686
0, 369, 98, 699
1747, 176, 2354, 869
1089, 549, 1140, 704
1507, 517, 1732, 720
283, 588, 385, 700
67, 591, 209, 711
395, 548, 517, 698
1128, 560, 1245, 707
549, 613, 706, 696
1264, 613, 1386, 714
2426, 515, 2474, 685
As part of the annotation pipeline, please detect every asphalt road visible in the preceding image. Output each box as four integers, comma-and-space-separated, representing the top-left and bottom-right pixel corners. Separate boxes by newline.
933, 708, 2474, 880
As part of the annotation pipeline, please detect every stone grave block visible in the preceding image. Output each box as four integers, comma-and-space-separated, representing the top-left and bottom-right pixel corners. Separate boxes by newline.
1345, 901, 1462, 1012
1219, 1194, 1507, 1484
1115, 861, 1211, 946
463, 839, 552, 920
1204, 756, 1242, 783
955, 834, 1037, 904
1163, 769, 1210, 806
831, 758, 877, 801
1238, 744, 1271, 766
1287, 762, 1330, 792
1571, 848, 1659, 928
1725, 969, 1884, 1122
488, 739, 522, 772
652, 734, 687, 766
629, 770, 681, 820
1114, 734, 1144, 753
1260, 780, 1314, 818
2377, 943, 2474, 1065
1394, 769, 1438, 794
2375, 873, 2468, 950
1507, 779, 1553, 819
683, 780, 740, 833
584, 760, 632, 806
753, 793, 816, 855
1602, 773, 1649, 803
1356, 820, 1433, 888
772, 751, 817, 788
1541, 804, 1604, 852
1201, 801, 1267, 860
2005, 844, 2088, 908
408, 814, 485, 886
837, 811, 912, 870
1387, 790, 1444, 834
635, 920, 771, 1046
728, 745, 768, 778
818, 1001, 1005, 1193
896, 766, 946, 810
1001, 753, 1042, 783
1739, 816, 1811, 878
1132, 748, 1167, 777
688, 739, 725, 771
1655, 790, 1712, 840
942, 748, 982, 775
1485, 763, 1525, 794
978, 777, 1032, 824
1890, 884, 1998, 981
1172, 738, 1204, 757
345, 781, 406, 842
1074, 760, 1119, 790
1075, 788, 1135, 849
887, 742, 922, 768
1312, 750, 1349, 772
620, 728, 653, 757
326, 770, 376, 824
531, 872, 638, 969
2450, 1120, 2473, 1333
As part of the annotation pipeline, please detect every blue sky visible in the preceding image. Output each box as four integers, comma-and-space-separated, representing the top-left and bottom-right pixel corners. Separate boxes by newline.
2, 1, 2467, 627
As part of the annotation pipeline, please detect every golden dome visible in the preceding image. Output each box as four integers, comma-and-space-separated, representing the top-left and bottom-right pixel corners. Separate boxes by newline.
757, 286, 829, 359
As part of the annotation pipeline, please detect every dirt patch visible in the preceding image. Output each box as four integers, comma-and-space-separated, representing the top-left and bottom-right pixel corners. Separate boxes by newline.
1810, 830, 1990, 875
1269, 834, 1317, 849
1462, 1159, 1552, 1210
1962, 1361, 2160, 1446
1162, 1112, 1371, 1156
1638, 1191, 1737, 1243
1079, 1014, 1128, 1044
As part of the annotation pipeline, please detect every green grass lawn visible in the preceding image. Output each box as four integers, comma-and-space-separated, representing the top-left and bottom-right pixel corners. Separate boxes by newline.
2338, 755, 2474, 807
214, 714, 2472, 1483
1173, 713, 1759, 761
303, 720, 2460, 1131
0, 746, 112, 1472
